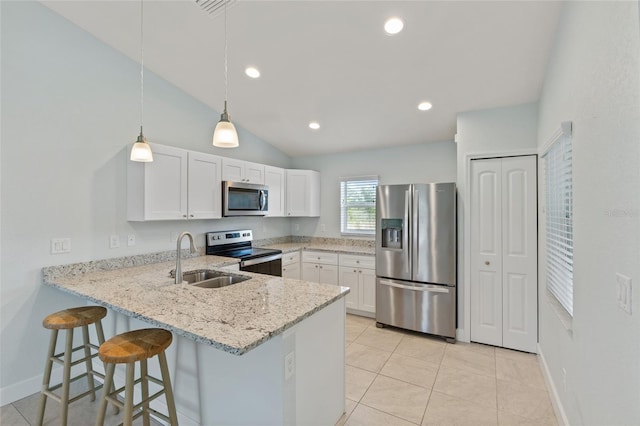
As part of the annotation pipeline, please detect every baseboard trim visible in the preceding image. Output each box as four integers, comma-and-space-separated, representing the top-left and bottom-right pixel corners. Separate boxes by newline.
0, 366, 65, 406
537, 344, 569, 426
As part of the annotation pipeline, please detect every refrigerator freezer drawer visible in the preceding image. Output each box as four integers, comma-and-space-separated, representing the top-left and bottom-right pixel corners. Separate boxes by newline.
376, 278, 456, 339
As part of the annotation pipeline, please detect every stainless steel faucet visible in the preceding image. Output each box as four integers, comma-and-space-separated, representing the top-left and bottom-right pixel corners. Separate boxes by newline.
175, 232, 197, 284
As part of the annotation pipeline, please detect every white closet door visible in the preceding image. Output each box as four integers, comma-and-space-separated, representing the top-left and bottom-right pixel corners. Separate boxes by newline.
501, 156, 537, 352
470, 159, 503, 347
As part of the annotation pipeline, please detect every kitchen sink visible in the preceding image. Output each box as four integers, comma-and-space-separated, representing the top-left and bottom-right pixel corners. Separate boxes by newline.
178, 270, 251, 289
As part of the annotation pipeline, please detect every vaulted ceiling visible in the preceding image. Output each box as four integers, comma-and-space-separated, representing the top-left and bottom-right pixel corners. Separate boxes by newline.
43, 1, 562, 157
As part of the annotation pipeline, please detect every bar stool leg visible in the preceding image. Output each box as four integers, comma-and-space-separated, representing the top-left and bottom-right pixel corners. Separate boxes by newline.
60, 329, 74, 426
123, 363, 135, 426
140, 359, 150, 426
82, 325, 96, 401
36, 329, 58, 426
158, 352, 178, 425
94, 320, 118, 415
95, 363, 114, 426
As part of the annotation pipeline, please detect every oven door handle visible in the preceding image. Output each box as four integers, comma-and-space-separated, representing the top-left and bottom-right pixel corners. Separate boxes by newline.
241, 253, 282, 267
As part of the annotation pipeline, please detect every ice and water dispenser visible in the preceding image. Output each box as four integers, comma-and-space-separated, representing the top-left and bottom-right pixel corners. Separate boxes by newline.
380, 219, 403, 249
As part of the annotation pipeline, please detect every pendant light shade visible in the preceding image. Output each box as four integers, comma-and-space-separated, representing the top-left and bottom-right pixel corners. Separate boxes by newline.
213, 101, 239, 148
212, 0, 239, 148
130, 127, 153, 162
130, 0, 153, 162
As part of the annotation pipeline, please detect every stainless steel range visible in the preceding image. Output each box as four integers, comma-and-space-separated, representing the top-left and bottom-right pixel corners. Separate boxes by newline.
206, 230, 283, 276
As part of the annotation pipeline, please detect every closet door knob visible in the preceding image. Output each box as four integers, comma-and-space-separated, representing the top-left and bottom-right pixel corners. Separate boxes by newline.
485, 261, 490, 266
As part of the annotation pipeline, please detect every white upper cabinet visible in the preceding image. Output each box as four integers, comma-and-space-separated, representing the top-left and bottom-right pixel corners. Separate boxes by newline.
222, 158, 265, 184
264, 165, 285, 217
128, 143, 188, 221
187, 151, 222, 219
127, 143, 222, 221
285, 169, 320, 217
127, 144, 319, 221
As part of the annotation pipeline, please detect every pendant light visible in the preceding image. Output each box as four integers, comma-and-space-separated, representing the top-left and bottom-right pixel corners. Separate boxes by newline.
212, 0, 239, 148
130, 0, 153, 162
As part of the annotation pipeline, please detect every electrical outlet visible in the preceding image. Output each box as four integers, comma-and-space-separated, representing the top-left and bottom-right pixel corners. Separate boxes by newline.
284, 351, 295, 380
127, 234, 136, 246
320, 223, 326, 233
51, 238, 71, 254
617, 273, 632, 315
109, 235, 120, 249
294, 223, 300, 232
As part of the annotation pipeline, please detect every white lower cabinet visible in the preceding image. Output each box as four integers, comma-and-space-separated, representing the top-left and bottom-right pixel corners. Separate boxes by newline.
338, 254, 376, 315
302, 251, 338, 285
281, 251, 301, 280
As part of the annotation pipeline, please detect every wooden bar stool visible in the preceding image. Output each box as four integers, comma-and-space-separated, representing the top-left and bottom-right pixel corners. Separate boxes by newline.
95, 328, 178, 426
37, 306, 113, 426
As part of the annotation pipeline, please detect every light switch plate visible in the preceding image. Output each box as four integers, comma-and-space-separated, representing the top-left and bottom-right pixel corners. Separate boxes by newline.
110, 235, 120, 249
616, 273, 632, 315
51, 238, 71, 254
127, 234, 136, 246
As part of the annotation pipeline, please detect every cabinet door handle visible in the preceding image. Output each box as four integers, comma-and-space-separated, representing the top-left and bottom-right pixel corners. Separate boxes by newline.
182, 215, 187, 218
353, 269, 357, 273
190, 214, 194, 218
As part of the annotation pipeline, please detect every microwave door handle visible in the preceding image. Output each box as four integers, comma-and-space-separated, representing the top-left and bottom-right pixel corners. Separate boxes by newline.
259, 190, 266, 210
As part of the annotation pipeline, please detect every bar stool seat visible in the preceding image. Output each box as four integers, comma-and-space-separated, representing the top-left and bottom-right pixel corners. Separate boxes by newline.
95, 328, 178, 426
37, 306, 112, 426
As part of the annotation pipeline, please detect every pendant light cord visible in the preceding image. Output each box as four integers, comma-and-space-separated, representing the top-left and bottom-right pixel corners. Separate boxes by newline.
224, 0, 228, 105
140, 0, 144, 133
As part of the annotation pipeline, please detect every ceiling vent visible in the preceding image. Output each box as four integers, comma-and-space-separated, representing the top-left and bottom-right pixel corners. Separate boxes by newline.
195, 0, 237, 18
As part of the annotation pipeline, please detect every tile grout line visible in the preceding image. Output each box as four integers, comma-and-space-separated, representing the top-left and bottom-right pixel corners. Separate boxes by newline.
11, 402, 32, 426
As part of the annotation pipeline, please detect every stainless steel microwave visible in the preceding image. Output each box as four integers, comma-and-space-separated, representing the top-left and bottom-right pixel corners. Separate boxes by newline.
223, 181, 269, 216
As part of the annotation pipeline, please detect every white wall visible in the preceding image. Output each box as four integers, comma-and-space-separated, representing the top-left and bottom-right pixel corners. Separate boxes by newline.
0, 1, 292, 402
455, 103, 539, 341
291, 141, 457, 238
536, 2, 640, 424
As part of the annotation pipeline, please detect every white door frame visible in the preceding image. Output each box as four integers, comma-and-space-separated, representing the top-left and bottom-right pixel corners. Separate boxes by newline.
459, 149, 538, 343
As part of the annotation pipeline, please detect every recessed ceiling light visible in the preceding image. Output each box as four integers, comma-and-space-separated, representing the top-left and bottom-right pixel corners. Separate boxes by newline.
245, 67, 260, 78
384, 17, 404, 35
309, 122, 320, 130
418, 101, 433, 111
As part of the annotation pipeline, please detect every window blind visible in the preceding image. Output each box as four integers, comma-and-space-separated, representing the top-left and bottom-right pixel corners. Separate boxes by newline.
543, 125, 574, 316
340, 176, 378, 235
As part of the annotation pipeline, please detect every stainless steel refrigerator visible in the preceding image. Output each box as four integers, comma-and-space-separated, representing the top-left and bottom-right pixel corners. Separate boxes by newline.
375, 183, 456, 342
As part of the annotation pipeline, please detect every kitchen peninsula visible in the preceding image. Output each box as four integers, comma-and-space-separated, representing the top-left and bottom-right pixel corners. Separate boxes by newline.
43, 254, 348, 426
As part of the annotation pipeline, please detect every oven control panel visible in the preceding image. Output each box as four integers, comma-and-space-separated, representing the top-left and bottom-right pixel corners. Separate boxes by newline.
206, 229, 253, 247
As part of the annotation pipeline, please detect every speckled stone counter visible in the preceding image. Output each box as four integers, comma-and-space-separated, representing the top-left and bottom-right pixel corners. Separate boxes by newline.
260, 242, 375, 256
43, 255, 349, 356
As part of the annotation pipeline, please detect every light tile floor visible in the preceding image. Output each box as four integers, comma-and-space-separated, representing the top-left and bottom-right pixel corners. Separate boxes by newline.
338, 314, 558, 426
1, 314, 557, 426
1, 378, 161, 426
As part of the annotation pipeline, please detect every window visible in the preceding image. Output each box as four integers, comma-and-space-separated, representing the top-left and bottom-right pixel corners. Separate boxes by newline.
340, 176, 378, 236
542, 122, 574, 316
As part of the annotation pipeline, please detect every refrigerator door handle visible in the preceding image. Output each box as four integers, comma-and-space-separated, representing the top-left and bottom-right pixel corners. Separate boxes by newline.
379, 279, 450, 293
413, 189, 420, 278
404, 190, 411, 275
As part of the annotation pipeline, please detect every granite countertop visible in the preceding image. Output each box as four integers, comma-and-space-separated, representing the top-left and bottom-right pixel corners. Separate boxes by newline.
262, 242, 375, 256
43, 255, 349, 356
